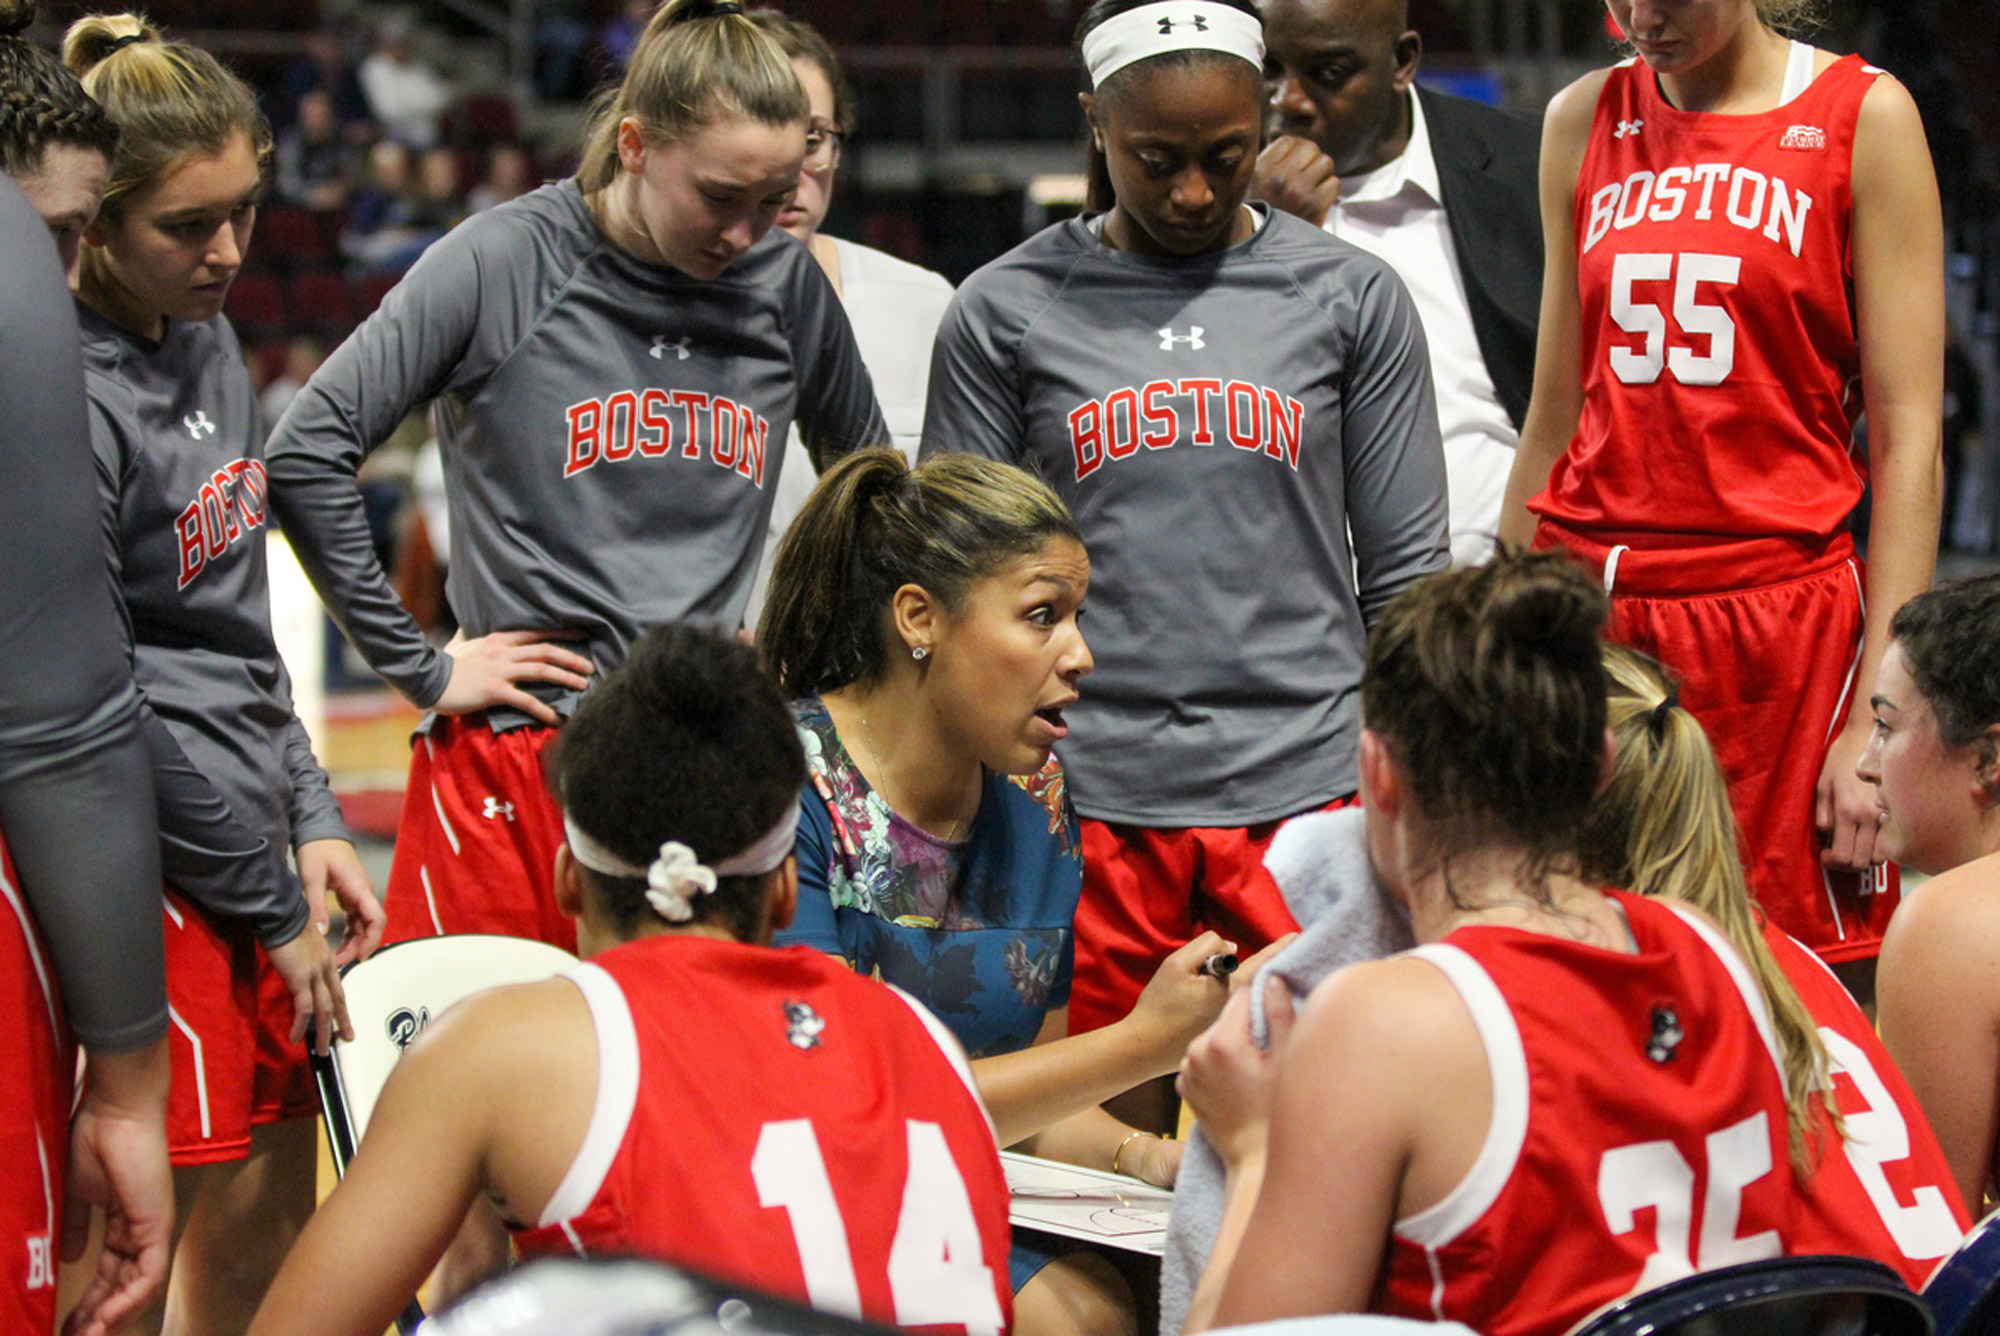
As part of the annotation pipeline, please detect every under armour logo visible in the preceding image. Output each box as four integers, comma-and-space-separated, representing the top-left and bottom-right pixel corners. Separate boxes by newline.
784, 999, 825, 1051
1158, 326, 1205, 351
386, 1006, 431, 1052
481, 797, 515, 822
650, 335, 692, 361
184, 411, 216, 439
1157, 14, 1208, 33
1614, 119, 1644, 139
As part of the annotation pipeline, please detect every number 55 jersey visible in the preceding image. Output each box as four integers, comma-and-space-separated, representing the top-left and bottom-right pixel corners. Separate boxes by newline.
511, 935, 1011, 1336
1536, 49, 1879, 543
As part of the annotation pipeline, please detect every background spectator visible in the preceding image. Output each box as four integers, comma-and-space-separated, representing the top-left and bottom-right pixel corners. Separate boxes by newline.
357, 15, 450, 150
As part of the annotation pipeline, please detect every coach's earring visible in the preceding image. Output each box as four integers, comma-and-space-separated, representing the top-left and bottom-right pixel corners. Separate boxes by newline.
912, 646, 929, 661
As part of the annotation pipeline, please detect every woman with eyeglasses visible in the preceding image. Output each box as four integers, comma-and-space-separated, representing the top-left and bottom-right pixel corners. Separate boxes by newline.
742, 8, 956, 621
266, 0, 887, 953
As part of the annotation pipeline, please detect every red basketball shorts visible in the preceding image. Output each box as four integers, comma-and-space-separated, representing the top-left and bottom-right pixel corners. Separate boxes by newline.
0, 836, 71, 1334
163, 888, 315, 1166
1068, 799, 1356, 1036
1539, 524, 1897, 963
383, 715, 573, 951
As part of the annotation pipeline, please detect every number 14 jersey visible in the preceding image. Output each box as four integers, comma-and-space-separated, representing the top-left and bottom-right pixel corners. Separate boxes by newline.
511, 936, 1011, 1335
1536, 50, 1881, 544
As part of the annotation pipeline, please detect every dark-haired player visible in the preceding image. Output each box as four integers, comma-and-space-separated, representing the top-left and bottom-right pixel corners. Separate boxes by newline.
923, 0, 1447, 1052
248, 625, 1010, 1336
1180, 551, 1805, 1336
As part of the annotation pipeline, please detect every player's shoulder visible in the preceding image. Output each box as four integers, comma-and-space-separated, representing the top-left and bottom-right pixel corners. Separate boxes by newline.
1254, 208, 1419, 324
955, 219, 1092, 303
1882, 850, 2000, 977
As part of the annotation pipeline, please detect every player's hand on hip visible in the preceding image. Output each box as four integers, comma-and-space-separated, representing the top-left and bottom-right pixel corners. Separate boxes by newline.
62, 1042, 173, 1336
1250, 136, 1341, 227
266, 922, 352, 1056
1177, 976, 1295, 1169
1128, 931, 1238, 1072
1817, 725, 1883, 871
297, 837, 386, 966
436, 630, 595, 726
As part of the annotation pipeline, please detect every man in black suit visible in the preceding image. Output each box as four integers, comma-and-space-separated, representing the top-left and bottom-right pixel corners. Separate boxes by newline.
1253, 0, 1541, 564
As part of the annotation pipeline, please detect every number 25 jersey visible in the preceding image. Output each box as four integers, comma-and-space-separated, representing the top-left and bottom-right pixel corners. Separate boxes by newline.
1535, 52, 1880, 544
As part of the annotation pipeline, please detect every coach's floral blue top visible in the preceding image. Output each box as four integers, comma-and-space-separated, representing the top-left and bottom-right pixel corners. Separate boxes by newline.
778, 696, 1083, 1058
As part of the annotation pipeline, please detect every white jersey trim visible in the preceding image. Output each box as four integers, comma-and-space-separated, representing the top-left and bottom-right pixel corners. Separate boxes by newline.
537, 962, 640, 1228
1659, 902, 1788, 1099
1393, 944, 1530, 1249
885, 983, 998, 1147
1780, 40, 1815, 104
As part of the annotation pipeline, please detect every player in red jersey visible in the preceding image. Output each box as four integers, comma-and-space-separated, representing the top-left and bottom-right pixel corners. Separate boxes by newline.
1582, 643, 1967, 1290
1177, 551, 1803, 1336
1497, 0, 1944, 987
248, 625, 1010, 1336
1869, 577, 2000, 1216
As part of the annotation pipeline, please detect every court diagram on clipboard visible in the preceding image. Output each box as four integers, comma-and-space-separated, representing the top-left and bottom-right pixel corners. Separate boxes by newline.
1002, 1152, 1172, 1256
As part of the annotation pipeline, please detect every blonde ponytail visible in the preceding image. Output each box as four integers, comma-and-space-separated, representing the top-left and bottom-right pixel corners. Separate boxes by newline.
1580, 643, 1837, 1173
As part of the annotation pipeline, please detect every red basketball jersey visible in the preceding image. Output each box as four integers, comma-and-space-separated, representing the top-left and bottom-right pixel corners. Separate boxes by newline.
1377, 893, 1798, 1336
512, 937, 1012, 1336
1763, 921, 1968, 1285
1533, 51, 1880, 543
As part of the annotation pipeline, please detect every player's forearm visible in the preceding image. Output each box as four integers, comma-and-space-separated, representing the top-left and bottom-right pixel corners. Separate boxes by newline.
1011, 1104, 1151, 1174
1184, 1151, 1266, 1334
972, 1015, 1178, 1148
1846, 412, 1942, 738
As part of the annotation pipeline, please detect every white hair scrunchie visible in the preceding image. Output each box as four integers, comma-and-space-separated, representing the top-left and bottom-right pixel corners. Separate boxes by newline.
562, 801, 802, 925
1080, 1, 1265, 90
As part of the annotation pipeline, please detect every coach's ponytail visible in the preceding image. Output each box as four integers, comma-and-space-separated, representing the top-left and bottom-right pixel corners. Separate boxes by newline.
759, 449, 1081, 699
1580, 643, 1836, 1174
0, 0, 118, 180
64, 11, 268, 220
577, 0, 805, 192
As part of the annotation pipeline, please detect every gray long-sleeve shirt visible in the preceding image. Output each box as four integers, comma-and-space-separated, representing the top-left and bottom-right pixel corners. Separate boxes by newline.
79, 302, 346, 948
0, 177, 165, 1052
923, 208, 1449, 826
267, 180, 887, 724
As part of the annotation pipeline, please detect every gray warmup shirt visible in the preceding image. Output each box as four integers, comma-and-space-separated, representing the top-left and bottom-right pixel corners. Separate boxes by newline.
923, 208, 1449, 826
0, 177, 165, 1051
268, 180, 888, 722
80, 302, 347, 947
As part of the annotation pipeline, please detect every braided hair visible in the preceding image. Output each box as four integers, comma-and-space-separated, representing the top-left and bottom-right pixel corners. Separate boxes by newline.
0, 0, 118, 179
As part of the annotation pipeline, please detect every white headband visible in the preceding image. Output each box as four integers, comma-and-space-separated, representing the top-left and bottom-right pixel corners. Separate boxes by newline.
1081, 2, 1265, 89
563, 802, 801, 924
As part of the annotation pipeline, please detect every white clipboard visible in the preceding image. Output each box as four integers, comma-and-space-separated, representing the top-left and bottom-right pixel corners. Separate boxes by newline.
1002, 1151, 1172, 1256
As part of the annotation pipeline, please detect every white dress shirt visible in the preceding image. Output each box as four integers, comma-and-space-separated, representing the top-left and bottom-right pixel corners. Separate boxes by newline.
1327, 92, 1518, 566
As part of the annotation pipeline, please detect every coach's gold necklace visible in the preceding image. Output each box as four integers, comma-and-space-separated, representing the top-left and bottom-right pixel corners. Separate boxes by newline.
857, 709, 970, 845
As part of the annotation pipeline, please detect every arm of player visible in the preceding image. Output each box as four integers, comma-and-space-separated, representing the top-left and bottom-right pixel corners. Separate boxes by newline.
245, 988, 529, 1336
1339, 260, 1449, 620
1496, 71, 1604, 551
919, 283, 1030, 463
266, 218, 592, 715
789, 254, 890, 471
1190, 958, 1460, 1331
1877, 862, 2000, 1214
1816, 74, 1944, 872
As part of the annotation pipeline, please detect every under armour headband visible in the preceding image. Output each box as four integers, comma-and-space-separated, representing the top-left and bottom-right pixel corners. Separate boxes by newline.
1081, 1, 1265, 90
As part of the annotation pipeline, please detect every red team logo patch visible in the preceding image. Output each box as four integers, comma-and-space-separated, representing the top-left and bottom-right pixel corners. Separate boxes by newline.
563, 390, 772, 487
175, 459, 269, 590
1778, 125, 1826, 151
1066, 380, 1306, 481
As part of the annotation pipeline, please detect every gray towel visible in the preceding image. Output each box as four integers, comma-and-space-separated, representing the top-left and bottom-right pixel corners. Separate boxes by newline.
1159, 807, 1416, 1336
